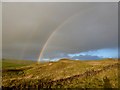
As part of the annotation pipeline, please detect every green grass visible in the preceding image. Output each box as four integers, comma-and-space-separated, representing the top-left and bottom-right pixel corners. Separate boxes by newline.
2, 59, 36, 69
2, 58, 118, 89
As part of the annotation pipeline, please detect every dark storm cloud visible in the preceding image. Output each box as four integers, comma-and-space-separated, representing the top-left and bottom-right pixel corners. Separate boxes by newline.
2, 2, 118, 60
41, 3, 118, 60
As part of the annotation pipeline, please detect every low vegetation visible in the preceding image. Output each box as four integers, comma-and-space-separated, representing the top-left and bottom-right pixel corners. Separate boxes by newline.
2, 58, 119, 89
2, 59, 36, 69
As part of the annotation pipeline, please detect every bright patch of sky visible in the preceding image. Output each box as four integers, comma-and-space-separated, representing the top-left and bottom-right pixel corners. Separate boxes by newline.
68, 48, 118, 58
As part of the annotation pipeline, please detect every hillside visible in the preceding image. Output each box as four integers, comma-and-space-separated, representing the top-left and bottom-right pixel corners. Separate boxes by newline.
2, 59, 119, 89
2, 59, 36, 69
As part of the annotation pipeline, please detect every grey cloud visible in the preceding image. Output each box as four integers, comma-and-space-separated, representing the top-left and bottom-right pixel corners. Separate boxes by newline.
41, 3, 118, 60
2, 2, 118, 60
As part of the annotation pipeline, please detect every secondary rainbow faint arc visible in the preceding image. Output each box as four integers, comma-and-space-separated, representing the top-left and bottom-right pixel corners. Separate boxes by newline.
37, 12, 81, 62
20, 29, 38, 60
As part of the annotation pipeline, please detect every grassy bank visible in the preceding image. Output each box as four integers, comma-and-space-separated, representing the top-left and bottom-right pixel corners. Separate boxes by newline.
2, 58, 119, 89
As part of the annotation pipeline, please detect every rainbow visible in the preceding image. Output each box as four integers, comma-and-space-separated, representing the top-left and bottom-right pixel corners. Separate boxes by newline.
37, 12, 81, 63
20, 29, 38, 60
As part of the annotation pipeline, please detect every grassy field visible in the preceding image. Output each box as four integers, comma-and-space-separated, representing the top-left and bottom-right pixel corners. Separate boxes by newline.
2, 59, 36, 69
2, 58, 119, 89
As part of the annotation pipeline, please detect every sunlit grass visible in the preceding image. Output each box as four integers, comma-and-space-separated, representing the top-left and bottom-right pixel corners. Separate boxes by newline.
2, 58, 118, 88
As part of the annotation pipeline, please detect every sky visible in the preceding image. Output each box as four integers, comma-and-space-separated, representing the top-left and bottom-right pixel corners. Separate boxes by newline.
2, 2, 118, 61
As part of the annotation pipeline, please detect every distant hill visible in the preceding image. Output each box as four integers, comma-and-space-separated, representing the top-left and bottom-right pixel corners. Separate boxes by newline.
2, 58, 119, 89
2, 59, 36, 69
